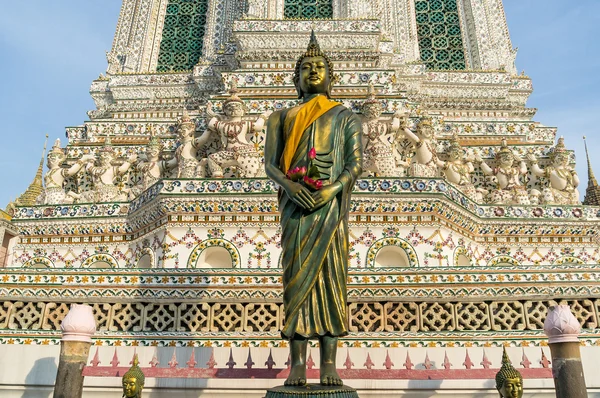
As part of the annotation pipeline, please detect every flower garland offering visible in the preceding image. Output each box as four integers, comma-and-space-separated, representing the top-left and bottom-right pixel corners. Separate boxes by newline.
285, 147, 322, 190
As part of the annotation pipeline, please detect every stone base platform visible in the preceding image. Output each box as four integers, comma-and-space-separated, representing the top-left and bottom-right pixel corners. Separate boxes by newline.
265, 384, 359, 398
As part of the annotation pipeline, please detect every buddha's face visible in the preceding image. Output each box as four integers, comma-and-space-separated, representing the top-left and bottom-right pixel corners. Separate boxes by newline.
498, 377, 523, 398
122, 377, 141, 398
298, 56, 330, 97
362, 103, 382, 120
224, 102, 244, 118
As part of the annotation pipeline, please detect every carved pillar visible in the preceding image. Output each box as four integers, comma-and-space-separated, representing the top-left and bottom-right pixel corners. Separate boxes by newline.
269, 0, 285, 19
331, 0, 345, 19
543, 305, 588, 398
53, 304, 97, 398
389, 0, 420, 63
485, 0, 517, 74
145, 0, 170, 72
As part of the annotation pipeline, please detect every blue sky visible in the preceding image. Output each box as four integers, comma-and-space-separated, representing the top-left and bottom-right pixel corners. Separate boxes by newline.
0, 1, 599, 207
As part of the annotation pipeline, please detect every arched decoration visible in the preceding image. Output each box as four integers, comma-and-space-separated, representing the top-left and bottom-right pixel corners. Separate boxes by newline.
553, 256, 585, 266
81, 253, 119, 269
23, 256, 54, 269
486, 256, 520, 267
135, 248, 156, 269
453, 247, 472, 266
366, 238, 419, 268
187, 239, 240, 269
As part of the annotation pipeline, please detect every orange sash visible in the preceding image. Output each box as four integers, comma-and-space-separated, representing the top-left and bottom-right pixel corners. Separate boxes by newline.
281, 95, 339, 172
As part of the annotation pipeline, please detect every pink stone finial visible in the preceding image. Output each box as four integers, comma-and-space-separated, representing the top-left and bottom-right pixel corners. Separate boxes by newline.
60, 304, 96, 343
544, 305, 581, 344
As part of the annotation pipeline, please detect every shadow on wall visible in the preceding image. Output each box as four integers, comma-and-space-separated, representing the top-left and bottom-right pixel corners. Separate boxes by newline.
21, 357, 57, 398
405, 376, 442, 398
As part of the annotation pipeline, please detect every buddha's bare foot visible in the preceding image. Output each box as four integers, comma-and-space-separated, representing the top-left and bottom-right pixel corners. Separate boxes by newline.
284, 364, 306, 387
320, 363, 343, 386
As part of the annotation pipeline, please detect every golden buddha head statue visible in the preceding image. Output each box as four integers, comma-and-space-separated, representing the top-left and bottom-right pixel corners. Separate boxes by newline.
293, 30, 335, 99
495, 348, 523, 398
122, 355, 145, 398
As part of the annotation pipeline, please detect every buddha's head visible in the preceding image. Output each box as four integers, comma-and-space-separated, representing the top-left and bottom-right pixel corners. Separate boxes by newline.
495, 348, 523, 398
122, 355, 145, 398
294, 31, 334, 99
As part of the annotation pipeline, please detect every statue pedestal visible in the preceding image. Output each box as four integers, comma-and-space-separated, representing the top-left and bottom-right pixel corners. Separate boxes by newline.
265, 384, 359, 398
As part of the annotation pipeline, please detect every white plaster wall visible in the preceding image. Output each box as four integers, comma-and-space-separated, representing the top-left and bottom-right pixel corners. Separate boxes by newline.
2, 345, 600, 397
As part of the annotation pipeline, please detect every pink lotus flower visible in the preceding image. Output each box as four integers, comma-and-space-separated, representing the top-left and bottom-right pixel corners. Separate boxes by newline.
286, 166, 307, 182
308, 147, 317, 161
303, 176, 323, 190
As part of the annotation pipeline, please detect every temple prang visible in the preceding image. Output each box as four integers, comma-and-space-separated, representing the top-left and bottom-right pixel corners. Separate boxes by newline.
0, 0, 597, 396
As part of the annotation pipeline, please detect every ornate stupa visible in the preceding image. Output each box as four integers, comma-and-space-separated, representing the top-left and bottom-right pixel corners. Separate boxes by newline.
0, 0, 598, 396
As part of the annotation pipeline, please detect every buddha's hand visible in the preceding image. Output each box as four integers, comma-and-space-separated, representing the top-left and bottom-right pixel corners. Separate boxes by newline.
311, 182, 343, 210
282, 180, 315, 209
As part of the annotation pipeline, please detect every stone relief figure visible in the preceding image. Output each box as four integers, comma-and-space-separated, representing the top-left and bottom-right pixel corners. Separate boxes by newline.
395, 114, 444, 177
441, 134, 485, 202
41, 139, 94, 204
122, 355, 145, 398
200, 83, 270, 178
264, 32, 362, 388
495, 348, 523, 398
360, 85, 408, 177
129, 135, 170, 198
527, 137, 580, 205
81, 136, 136, 203
476, 139, 530, 205
164, 109, 207, 178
